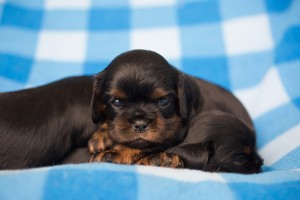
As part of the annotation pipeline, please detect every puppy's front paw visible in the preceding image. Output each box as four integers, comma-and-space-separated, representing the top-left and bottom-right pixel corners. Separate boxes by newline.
137, 153, 184, 168
90, 150, 119, 163
88, 124, 114, 154
90, 145, 143, 165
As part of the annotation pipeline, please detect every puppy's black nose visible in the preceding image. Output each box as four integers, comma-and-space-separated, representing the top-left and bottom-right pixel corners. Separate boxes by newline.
133, 120, 148, 133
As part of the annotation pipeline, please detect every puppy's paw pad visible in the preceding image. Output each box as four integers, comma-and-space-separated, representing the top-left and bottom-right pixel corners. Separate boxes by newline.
149, 154, 161, 166
137, 153, 184, 168
88, 131, 113, 154
160, 153, 184, 168
90, 151, 119, 163
88, 134, 102, 154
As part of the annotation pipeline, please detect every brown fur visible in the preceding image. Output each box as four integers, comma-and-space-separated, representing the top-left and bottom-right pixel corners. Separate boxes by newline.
91, 145, 143, 164
0, 50, 263, 173
0, 76, 96, 169
88, 50, 263, 173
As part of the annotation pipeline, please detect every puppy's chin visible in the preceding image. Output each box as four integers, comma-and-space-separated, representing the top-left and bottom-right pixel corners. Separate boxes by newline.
107, 115, 183, 151
107, 128, 165, 151
122, 138, 162, 150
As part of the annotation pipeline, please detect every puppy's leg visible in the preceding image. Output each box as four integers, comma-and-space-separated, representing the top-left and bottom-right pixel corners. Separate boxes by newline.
165, 111, 262, 173
62, 148, 91, 164
165, 143, 216, 171
90, 145, 145, 165
88, 123, 114, 154
136, 153, 184, 168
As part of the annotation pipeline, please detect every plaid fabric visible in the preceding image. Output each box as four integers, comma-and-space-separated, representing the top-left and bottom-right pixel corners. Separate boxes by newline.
1, 0, 300, 199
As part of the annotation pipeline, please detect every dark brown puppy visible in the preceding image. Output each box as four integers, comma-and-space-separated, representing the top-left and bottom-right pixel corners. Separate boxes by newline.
89, 50, 263, 174
0, 76, 96, 169
0, 49, 263, 173
165, 110, 262, 173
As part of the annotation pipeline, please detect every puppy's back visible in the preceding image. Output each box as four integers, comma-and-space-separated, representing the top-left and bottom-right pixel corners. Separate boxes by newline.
0, 76, 95, 169
191, 76, 253, 128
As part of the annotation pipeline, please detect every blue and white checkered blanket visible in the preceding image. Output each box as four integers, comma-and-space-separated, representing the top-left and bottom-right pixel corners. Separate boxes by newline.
1, 0, 300, 199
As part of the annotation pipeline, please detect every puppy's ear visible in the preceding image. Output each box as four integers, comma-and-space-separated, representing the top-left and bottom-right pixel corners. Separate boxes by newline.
203, 142, 214, 164
91, 72, 106, 124
193, 142, 214, 167
177, 74, 201, 122
201, 142, 220, 171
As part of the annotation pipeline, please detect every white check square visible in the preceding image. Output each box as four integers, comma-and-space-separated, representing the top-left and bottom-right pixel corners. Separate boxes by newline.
130, 0, 175, 8
222, 14, 274, 55
45, 0, 90, 9
36, 31, 86, 62
235, 68, 290, 118
130, 27, 181, 60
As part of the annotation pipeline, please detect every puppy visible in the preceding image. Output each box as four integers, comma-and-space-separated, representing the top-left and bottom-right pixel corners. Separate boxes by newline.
165, 111, 262, 173
88, 49, 263, 174
0, 76, 96, 169
0, 49, 263, 173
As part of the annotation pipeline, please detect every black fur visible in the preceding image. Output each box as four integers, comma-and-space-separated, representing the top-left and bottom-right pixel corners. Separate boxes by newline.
90, 50, 263, 173
0, 76, 95, 169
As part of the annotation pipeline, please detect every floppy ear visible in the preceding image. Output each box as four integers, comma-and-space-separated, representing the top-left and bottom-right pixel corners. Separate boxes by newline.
91, 72, 106, 124
177, 74, 201, 122
192, 142, 214, 169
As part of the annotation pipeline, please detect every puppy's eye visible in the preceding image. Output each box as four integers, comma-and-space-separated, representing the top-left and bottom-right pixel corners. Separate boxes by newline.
111, 99, 122, 108
233, 155, 248, 165
158, 98, 169, 107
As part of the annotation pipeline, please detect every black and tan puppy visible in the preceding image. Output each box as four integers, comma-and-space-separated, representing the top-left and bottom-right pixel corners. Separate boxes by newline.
0, 49, 262, 173
88, 50, 263, 174
0, 76, 96, 169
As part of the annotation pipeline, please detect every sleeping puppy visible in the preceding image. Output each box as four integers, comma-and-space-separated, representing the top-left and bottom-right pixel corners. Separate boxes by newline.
0, 76, 96, 169
88, 49, 263, 174
165, 111, 262, 173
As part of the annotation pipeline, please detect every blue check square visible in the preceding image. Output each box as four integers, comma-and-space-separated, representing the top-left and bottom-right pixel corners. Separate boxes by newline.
0, 77, 24, 92
84, 61, 109, 75
0, 27, 38, 58
181, 56, 230, 90
86, 31, 129, 62
1, 4, 43, 29
43, 10, 88, 30
178, 1, 220, 25
228, 52, 273, 90
91, 0, 129, 7
255, 102, 300, 148
265, 0, 293, 12
131, 6, 177, 28
5, 0, 44, 9
181, 23, 225, 57
277, 61, 300, 99
219, 0, 265, 19
275, 26, 300, 64
27, 61, 83, 86
89, 8, 130, 30
0, 54, 32, 83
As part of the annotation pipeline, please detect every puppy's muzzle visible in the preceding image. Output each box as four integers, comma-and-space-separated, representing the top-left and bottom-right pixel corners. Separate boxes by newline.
132, 120, 149, 133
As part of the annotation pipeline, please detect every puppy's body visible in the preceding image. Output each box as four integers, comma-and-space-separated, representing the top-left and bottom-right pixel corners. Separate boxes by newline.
0, 76, 95, 169
163, 78, 262, 173
192, 77, 252, 125
166, 110, 260, 173
89, 50, 263, 173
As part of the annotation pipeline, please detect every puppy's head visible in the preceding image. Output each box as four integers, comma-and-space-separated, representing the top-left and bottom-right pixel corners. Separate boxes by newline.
193, 111, 263, 174
92, 50, 200, 151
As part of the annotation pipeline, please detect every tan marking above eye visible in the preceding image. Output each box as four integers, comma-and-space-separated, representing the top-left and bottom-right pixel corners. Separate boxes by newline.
243, 146, 252, 155
109, 88, 127, 99
151, 88, 171, 99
